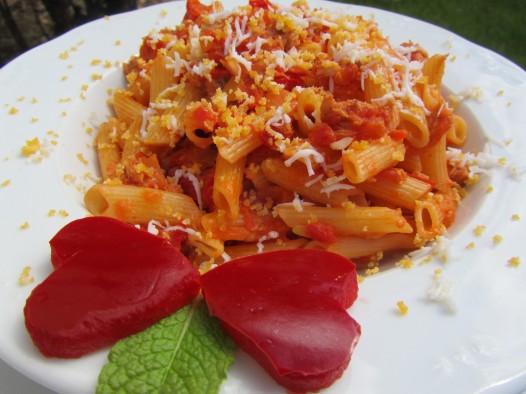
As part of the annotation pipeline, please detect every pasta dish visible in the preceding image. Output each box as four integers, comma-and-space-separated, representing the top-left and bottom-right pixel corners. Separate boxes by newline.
84, 0, 470, 270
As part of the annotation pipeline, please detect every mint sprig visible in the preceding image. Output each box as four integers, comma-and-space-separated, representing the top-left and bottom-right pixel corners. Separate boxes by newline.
96, 299, 236, 394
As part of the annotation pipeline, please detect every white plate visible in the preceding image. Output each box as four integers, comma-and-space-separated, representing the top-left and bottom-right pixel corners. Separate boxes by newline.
1, 1, 526, 393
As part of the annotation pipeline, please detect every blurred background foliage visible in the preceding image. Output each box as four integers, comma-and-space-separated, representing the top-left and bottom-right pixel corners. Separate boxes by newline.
1, 0, 524, 69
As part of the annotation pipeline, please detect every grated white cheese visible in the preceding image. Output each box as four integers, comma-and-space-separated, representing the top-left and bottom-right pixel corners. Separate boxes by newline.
276, 193, 315, 212
283, 146, 325, 176
139, 108, 156, 140
428, 271, 456, 313
148, 219, 204, 240
304, 173, 324, 187
166, 51, 190, 77
329, 137, 353, 151
257, 231, 279, 253
172, 169, 203, 210
246, 36, 268, 56
320, 174, 355, 195
205, 9, 236, 24
147, 221, 160, 235
451, 85, 484, 103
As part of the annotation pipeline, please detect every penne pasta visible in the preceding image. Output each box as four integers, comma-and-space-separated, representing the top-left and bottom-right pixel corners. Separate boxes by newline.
358, 170, 432, 210
84, 0, 473, 268
213, 155, 247, 220
95, 119, 124, 181
261, 157, 364, 207
84, 184, 202, 227
307, 233, 415, 259
112, 89, 147, 126
276, 205, 413, 237
342, 137, 406, 184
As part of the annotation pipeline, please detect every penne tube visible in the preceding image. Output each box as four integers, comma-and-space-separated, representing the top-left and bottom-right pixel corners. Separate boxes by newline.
149, 54, 174, 101
342, 137, 406, 184
188, 234, 224, 259
84, 184, 202, 227
143, 107, 184, 147
261, 157, 364, 207
294, 87, 323, 135
363, 63, 393, 102
414, 198, 445, 242
397, 147, 422, 173
399, 109, 430, 148
95, 119, 123, 181
422, 54, 447, 91
112, 89, 147, 125
446, 114, 468, 146
358, 172, 432, 210
216, 132, 262, 163
276, 204, 413, 237
213, 155, 247, 220
420, 133, 452, 192
307, 233, 415, 259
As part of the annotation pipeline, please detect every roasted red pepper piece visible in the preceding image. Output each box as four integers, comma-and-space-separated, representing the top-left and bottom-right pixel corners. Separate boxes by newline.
201, 249, 361, 393
24, 217, 200, 358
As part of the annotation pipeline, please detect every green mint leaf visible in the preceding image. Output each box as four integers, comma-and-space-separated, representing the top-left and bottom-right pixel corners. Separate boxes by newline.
96, 298, 236, 394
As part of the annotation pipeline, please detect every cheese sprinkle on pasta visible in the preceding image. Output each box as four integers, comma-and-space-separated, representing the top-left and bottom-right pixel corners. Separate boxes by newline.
84, 0, 475, 268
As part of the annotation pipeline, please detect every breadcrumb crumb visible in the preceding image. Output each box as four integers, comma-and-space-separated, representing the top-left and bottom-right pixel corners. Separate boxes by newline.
396, 301, 408, 316
473, 225, 486, 237
364, 266, 380, 276
492, 234, 503, 245
508, 257, 520, 267
18, 266, 34, 286
465, 242, 476, 250
511, 214, 520, 221
396, 257, 413, 269
76, 153, 88, 165
20, 137, 41, 156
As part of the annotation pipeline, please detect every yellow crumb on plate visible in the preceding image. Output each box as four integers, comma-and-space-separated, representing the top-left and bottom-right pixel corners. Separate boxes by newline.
364, 266, 380, 276
492, 235, 503, 245
508, 257, 520, 267
396, 257, 413, 269
1, 179, 10, 188
18, 266, 34, 286
76, 153, 88, 165
20, 137, 41, 156
465, 242, 476, 250
473, 225, 486, 237
19, 221, 30, 230
396, 301, 408, 316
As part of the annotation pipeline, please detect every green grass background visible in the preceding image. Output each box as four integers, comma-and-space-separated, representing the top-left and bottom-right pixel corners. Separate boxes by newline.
333, 0, 525, 70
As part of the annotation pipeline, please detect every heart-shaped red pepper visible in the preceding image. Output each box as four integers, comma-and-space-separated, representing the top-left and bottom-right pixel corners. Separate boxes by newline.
201, 249, 361, 393
24, 216, 200, 358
